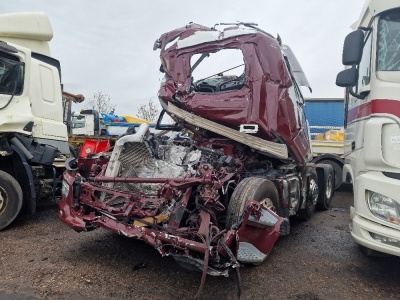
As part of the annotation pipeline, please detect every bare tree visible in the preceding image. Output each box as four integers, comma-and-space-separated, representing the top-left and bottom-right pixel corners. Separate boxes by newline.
85, 91, 116, 114
136, 98, 160, 122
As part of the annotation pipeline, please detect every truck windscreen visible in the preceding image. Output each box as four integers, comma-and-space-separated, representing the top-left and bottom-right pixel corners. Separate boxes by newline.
0, 52, 23, 95
377, 9, 400, 71
71, 115, 86, 128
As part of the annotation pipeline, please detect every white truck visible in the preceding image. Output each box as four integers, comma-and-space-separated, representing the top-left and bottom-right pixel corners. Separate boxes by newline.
0, 12, 73, 230
71, 110, 149, 136
71, 110, 104, 136
336, 0, 400, 256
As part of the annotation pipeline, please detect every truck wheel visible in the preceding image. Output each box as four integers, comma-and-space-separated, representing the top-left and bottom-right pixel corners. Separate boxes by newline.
0, 170, 23, 230
297, 171, 318, 221
316, 164, 334, 210
314, 158, 343, 190
226, 177, 279, 229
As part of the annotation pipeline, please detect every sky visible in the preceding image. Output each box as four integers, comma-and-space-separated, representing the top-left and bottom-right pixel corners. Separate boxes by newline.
2, 0, 366, 116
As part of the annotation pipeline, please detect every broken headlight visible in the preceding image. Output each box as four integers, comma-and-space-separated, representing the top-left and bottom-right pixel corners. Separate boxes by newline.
367, 191, 400, 226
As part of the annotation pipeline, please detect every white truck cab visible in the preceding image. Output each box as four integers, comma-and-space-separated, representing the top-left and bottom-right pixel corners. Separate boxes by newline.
336, 0, 400, 256
0, 12, 70, 230
71, 112, 96, 135
0, 12, 68, 151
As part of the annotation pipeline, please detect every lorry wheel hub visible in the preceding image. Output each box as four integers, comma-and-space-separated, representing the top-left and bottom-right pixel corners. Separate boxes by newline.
326, 174, 333, 199
0, 187, 6, 212
309, 179, 319, 205
260, 198, 277, 213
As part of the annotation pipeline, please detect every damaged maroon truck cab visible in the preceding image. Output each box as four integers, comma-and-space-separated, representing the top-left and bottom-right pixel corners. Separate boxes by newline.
156, 23, 312, 164
58, 23, 334, 288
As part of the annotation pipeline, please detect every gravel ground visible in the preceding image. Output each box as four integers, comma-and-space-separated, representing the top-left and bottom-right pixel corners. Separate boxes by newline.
1, 186, 400, 300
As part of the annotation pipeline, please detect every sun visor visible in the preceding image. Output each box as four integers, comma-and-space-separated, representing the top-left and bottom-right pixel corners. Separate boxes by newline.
281, 44, 312, 92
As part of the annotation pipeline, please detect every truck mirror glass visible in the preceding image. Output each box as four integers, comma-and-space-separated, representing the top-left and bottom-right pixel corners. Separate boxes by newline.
336, 67, 358, 87
342, 30, 364, 65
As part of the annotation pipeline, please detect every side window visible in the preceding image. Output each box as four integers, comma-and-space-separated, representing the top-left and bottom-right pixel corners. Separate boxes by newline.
357, 32, 372, 90
288, 86, 301, 129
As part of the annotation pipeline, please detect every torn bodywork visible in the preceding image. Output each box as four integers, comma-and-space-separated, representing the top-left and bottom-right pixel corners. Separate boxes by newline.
59, 23, 326, 289
59, 125, 282, 275
156, 22, 312, 164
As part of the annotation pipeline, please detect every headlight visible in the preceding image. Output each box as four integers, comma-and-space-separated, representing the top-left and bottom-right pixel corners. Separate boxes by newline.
367, 191, 400, 226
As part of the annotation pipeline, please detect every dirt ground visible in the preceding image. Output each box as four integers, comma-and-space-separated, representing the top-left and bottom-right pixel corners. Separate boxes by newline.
1, 185, 400, 300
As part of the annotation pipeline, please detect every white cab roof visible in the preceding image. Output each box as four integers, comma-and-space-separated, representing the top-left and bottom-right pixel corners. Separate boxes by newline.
353, 0, 400, 29
0, 12, 53, 55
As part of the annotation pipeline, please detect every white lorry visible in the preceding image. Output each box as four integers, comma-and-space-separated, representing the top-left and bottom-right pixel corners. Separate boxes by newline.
71, 110, 149, 136
0, 12, 72, 230
336, 0, 400, 256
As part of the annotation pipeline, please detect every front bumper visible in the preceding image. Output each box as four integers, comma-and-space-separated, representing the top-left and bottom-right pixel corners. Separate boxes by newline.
58, 170, 283, 272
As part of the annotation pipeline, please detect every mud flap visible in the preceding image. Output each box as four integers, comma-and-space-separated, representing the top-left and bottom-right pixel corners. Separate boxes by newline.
235, 200, 282, 265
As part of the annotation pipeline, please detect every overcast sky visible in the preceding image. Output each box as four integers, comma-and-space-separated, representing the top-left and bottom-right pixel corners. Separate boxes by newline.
3, 0, 365, 115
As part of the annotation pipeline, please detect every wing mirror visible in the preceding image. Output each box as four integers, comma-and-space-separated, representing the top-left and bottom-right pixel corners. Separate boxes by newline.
336, 67, 358, 87
336, 29, 368, 99
342, 30, 364, 66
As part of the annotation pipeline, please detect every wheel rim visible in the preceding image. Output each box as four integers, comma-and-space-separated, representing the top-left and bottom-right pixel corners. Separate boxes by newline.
309, 178, 319, 206
260, 198, 277, 213
326, 174, 333, 199
0, 186, 8, 214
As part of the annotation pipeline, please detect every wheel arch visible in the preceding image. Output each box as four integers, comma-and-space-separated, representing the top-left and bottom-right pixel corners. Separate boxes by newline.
312, 154, 343, 167
0, 146, 36, 214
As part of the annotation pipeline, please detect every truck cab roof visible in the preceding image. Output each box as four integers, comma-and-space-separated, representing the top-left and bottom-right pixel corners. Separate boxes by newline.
0, 12, 53, 56
353, 0, 400, 29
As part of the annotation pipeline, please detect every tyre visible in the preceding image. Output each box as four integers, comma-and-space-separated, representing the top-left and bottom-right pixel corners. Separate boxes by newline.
316, 164, 335, 210
297, 170, 318, 221
226, 177, 279, 229
315, 158, 343, 190
0, 170, 23, 230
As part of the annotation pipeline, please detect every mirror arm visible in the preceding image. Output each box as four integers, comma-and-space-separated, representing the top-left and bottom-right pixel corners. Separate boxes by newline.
358, 26, 372, 32
349, 87, 366, 100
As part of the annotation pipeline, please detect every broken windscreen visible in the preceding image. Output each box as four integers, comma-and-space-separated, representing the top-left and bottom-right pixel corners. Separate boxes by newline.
0, 52, 23, 95
377, 8, 400, 71
190, 49, 246, 93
